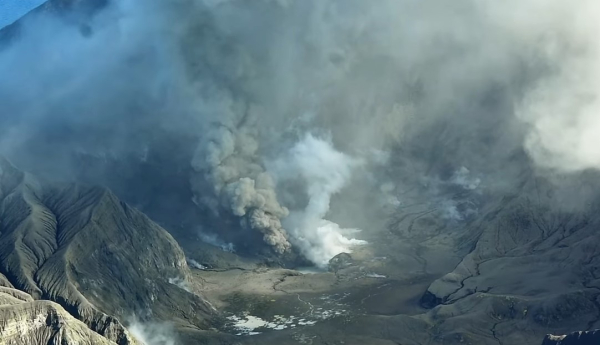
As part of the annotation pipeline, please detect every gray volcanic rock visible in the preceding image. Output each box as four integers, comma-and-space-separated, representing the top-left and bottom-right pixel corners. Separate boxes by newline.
328, 252, 353, 273
0, 157, 216, 344
0, 287, 121, 345
410, 172, 600, 343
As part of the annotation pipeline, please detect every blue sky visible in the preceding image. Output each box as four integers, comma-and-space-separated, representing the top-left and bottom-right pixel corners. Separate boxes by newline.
0, 0, 47, 29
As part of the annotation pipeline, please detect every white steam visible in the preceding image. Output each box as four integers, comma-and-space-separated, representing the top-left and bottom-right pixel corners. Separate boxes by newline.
511, 1, 600, 172
451, 167, 480, 191
128, 319, 177, 345
168, 277, 191, 292
198, 232, 235, 252
272, 134, 366, 267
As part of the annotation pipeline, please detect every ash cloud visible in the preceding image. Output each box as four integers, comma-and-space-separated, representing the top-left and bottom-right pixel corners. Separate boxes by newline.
1, 0, 600, 266
190, 110, 291, 254
514, 1, 600, 172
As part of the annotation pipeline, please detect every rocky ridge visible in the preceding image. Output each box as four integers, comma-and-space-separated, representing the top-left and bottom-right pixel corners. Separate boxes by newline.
0, 157, 216, 343
0, 279, 119, 345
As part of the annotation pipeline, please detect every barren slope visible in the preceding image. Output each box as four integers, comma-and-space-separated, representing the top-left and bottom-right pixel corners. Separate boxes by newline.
0, 282, 119, 345
0, 157, 216, 344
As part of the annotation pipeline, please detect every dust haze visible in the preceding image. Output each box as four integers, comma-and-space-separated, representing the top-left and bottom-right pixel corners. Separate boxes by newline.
1, 0, 599, 266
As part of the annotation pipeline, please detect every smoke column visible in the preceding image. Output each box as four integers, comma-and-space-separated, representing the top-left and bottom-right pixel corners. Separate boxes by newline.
190, 106, 292, 254
1, 0, 600, 266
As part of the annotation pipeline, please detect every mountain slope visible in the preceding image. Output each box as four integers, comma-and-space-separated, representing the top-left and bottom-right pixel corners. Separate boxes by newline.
0, 157, 216, 344
0, 286, 118, 345
411, 175, 600, 344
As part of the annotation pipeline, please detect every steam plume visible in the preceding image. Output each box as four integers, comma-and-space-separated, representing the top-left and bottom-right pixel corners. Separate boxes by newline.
128, 318, 177, 345
272, 134, 366, 267
2, 0, 600, 266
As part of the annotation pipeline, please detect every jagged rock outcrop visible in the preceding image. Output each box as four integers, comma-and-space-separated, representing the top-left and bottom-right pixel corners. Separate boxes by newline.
0, 157, 216, 344
328, 252, 353, 273
0, 286, 120, 345
542, 330, 600, 345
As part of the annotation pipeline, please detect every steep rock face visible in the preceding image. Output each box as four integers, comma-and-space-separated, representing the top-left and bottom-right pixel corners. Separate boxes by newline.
0, 157, 216, 343
0, 287, 119, 345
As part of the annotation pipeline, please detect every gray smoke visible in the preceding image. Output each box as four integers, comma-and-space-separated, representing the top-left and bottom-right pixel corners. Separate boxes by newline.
2, 0, 600, 265
190, 107, 291, 254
